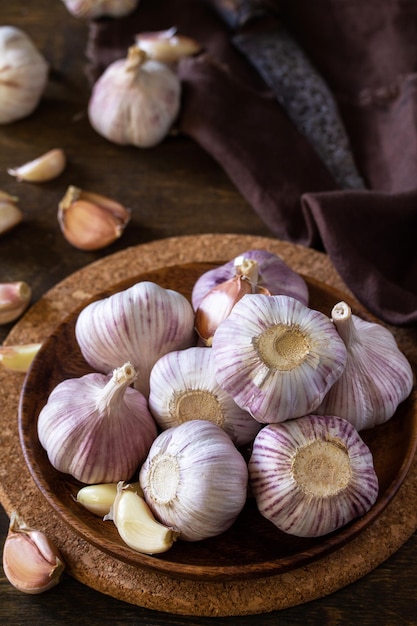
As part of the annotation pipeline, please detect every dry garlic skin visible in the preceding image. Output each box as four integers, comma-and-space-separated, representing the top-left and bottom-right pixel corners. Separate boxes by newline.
139, 420, 248, 541
212, 294, 347, 423
249, 415, 379, 537
75, 281, 196, 397
148, 347, 261, 445
317, 302, 414, 430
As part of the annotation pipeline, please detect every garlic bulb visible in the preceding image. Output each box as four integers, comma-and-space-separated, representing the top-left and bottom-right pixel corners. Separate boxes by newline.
58, 185, 131, 251
0, 27, 49, 124
3, 511, 65, 594
0, 191, 23, 236
194, 256, 271, 346
8, 148, 66, 183
212, 294, 347, 423
88, 46, 181, 148
0, 281, 31, 324
139, 420, 248, 541
61, 0, 139, 19
37, 362, 157, 484
249, 414, 379, 537
316, 301, 414, 430
192, 250, 309, 311
149, 347, 261, 446
135, 28, 202, 65
75, 281, 196, 397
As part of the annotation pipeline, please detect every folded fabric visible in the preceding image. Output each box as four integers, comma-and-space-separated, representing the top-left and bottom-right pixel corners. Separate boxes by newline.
85, 0, 417, 326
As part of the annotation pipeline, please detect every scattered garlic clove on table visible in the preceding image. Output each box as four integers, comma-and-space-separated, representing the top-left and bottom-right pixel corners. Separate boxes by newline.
0, 343, 41, 372
0, 191, 23, 236
0, 281, 32, 325
8, 148, 66, 183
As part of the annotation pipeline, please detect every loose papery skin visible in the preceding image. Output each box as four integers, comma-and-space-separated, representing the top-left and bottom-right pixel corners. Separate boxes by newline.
316, 301, 414, 429
191, 249, 309, 310
139, 420, 248, 541
212, 294, 347, 423
37, 363, 157, 484
148, 346, 261, 446
249, 415, 379, 537
75, 281, 196, 397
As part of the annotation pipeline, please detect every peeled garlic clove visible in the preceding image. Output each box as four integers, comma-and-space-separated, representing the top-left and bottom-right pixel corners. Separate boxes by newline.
192, 249, 309, 310
77, 481, 142, 517
3, 511, 65, 594
61, 0, 139, 19
88, 46, 181, 148
212, 294, 347, 423
139, 420, 248, 541
316, 301, 414, 430
58, 185, 131, 251
0, 342, 41, 372
0, 191, 23, 236
135, 27, 202, 64
106, 482, 178, 554
249, 414, 379, 537
0, 281, 31, 324
75, 281, 196, 397
0, 27, 49, 124
37, 362, 157, 484
8, 148, 66, 183
149, 347, 261, 446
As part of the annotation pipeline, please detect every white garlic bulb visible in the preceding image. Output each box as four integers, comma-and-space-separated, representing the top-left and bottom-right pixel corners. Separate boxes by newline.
61, 0, 139, 19
148, 347, 261, 446
37, 362, 157, 484
249, 414, 379, 537
139, 420, 248, 541
212, 294, 347, 423
75, 281, 196, 397
88, 46, 181, 148
316, 301, 414, 430
0, 27, 49, 124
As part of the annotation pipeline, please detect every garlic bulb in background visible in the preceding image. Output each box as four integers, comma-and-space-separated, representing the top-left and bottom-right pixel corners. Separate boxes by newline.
249, 414, 379, 537
0, 27, 49, 124
61, 0, 139, 19
149, 347, 261, 446
212, 294, 347, 423
88, 46, 181, 148
37, 362, 157, 484
75, 281, 196, 397
139, 420, 248, 541
191, 250, 309, 311
316, 301, 414, 430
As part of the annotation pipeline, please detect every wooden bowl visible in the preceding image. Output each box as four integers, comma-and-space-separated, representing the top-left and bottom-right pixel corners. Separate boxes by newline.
18, 262, 417, 582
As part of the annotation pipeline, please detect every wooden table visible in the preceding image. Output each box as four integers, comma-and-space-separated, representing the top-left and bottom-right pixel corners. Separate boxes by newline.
1, 3, 416, 624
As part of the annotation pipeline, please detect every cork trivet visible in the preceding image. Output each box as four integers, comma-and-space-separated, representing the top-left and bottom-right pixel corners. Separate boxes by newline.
1, 234, 416, 617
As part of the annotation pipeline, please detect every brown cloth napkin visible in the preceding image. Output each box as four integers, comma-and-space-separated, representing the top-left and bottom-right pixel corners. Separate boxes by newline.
85, 0, 417, 326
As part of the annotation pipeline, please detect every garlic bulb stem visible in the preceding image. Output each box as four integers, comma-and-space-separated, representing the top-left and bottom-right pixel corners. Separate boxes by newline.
96, 362, 137, 414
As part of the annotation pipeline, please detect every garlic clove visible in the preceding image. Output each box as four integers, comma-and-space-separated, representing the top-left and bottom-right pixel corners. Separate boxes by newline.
0, 281, 32, 324
105, 482, 178, 554
0, 190, 23, 236
8, 148, 66, 183
316, 301, 414, 430
58, 185, 131, 251
3, 511, 65, 594
61, 0, 139, 19
135, 27, 202, 64
249, 414, 379, 537
139, 420, 248, 541
149, 346, 261, 446
0, 342, 41, 372
77, 481, 142, 517
212, 294, 347, 423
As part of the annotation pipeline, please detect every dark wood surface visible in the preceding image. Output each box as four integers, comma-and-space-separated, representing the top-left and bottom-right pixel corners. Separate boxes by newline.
1, 2, 417, 625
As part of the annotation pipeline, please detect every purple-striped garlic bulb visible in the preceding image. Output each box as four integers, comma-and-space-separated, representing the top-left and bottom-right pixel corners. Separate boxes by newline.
75, 281, 196, 397
249, 414, 379, 537
139, 420, 248, 541
316, 301, 414, 430
37, 362, 157, 484
148, 347, 261, 446
212, 294, 347, 423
